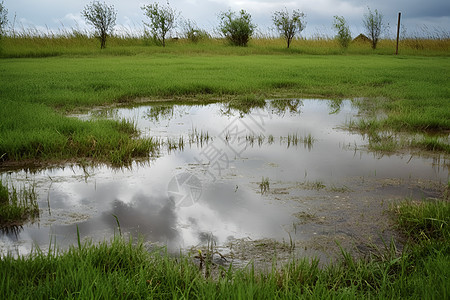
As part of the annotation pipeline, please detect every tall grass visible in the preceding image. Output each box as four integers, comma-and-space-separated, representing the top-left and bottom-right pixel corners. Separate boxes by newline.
1, 199, 448, 298
1, 32, 449, 58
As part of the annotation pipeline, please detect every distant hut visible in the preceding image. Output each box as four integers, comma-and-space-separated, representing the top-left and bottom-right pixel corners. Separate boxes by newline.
352, 34, 371, 44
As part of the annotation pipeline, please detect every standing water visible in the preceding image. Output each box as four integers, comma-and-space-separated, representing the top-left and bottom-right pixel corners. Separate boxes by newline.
1, 99, 448, 264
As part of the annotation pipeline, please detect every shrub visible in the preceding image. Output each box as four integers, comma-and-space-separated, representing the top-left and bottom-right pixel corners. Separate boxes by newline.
218, 9, 256, 46
333, 15, 351, 49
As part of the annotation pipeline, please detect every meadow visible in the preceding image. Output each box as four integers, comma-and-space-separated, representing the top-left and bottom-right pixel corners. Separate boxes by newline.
0, 35, 449, 298
1, 36, 449, 166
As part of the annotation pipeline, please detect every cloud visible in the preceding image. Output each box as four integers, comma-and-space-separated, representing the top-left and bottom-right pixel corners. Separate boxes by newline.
3, 0, 449, 37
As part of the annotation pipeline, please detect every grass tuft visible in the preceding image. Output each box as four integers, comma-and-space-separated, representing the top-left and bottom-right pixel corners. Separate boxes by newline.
259, 177, 270, 194
394, 199, 449, 241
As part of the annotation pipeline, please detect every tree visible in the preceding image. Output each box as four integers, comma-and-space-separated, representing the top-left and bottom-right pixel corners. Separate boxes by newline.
82, 1, 117, 49
333, 15, 351, 49
141, 2, 178, 47
362, 7, 384, 49
272, 9, 306, 49
218, 9, 256, 47
0, 1, 7, 40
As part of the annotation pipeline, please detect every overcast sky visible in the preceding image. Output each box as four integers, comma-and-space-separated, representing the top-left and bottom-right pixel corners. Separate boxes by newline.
3, 0, 450, 38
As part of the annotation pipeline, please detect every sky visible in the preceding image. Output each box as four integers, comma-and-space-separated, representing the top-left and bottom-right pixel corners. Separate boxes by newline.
3, 0, 450, 38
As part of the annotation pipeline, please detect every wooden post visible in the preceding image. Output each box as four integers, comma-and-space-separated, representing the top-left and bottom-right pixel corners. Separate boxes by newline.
395, 12, 401, 55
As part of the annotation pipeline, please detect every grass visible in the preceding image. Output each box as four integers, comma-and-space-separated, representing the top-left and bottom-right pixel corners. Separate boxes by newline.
284, 133, 315, 149
300, 180, 327, 190
394, 199, 450, 242
348, 117, 450, 154
189, 128, 212, 146
0, 36, 448, 164
411, 136, 450, 153
0, 101, 158, 166
0, 179, 38, 229
0, 199, 448, 298
259, 177, 270, 194
0, 34, 448, 297
1, 35, 449, 58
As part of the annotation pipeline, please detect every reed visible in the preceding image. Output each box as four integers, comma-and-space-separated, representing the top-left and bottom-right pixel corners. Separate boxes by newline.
259, 177, 270, 194
188, 128, 211, 146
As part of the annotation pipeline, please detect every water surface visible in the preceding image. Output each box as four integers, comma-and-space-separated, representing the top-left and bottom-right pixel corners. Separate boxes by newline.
1, 99, 448, 263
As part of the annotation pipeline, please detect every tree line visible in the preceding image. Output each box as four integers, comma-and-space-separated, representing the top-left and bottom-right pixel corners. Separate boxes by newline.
0, 1, 384, 50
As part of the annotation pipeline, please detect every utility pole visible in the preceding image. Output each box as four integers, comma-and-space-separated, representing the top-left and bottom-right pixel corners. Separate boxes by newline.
395, 12, 401, 55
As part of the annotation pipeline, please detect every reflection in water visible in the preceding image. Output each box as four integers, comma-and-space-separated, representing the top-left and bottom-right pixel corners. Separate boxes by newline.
145, 105, 175, 123
51, 195, 182, 249
1, 100, 448, 260
268, 99, 304, 116
107, 195, 179, 242
1, 225, 23, 240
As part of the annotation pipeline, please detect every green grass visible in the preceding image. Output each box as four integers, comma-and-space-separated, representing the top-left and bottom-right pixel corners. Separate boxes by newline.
0, 179, 38, 228
411, 136, 450, 153
0, 101, 158, 166
1, 36, 448, 297
394, 199, 450, 242
348, 110, 450, 154
0, 199, 448, 298
0, 36, 449, 165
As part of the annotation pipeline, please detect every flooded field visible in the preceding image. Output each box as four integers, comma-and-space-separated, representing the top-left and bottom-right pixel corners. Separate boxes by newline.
1, 99, 448, 265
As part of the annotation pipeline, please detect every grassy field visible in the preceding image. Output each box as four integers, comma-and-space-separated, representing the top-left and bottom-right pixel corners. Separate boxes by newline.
1, 37, 449, 165
0, 36, 449, 298
0, 199, 448, 298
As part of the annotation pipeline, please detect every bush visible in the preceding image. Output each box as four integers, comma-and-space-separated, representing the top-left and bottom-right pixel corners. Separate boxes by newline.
218, 9, 256, 46
333, 15, 351, 49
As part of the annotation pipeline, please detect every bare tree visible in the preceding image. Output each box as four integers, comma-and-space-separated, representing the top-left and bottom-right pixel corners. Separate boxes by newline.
363, 7, 384, 49
82, 1, 117, 49
0, 1, 7, 40
141, 2, 178, 47
272, 9, 306, 48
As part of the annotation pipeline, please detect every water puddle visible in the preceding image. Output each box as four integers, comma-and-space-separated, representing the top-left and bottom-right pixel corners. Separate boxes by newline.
1, 99, 448, 265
